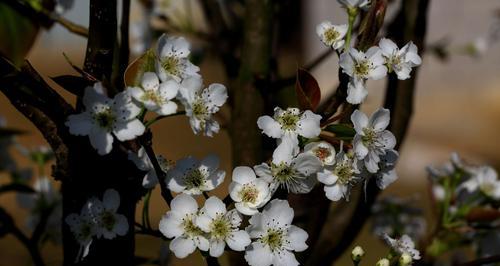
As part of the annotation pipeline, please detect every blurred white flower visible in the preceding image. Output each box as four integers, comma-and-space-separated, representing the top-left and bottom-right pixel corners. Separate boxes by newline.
245, 199, 308, 266
178, 77, 228, 137
383, 234, 421, 260
254, 143, 322, 194
373, 149, 399, 189
128, 147, 170, 188
128, 72, 179, 116
155, 34, 201, 82
379, 38, 421, 80
351, 108, 396, 173
317, 150, 362, 201
229, 166, 271, 215
316, 21, 348, 50
303, 141, 336, 166
159, 194, 209, 258
65, 83, 145, 155
196, 196, 251, 257
88, 189, 129, 240
167, 154, 225, 195
376, 258, 390, 266
257, 107, 321, 153
346, 79, 369, 104
337, 0, 371, 9
65, 203, 97, 261
461, 166, 500, 200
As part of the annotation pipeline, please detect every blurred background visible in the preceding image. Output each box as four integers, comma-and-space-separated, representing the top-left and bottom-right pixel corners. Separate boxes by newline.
1, 0, 499, 265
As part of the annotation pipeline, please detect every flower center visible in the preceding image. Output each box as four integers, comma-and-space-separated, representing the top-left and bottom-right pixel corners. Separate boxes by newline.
161, 56, 181, 76
480, 182, 495, 197
354, 60, 371, 77
277, 112, 299, 131
361, 128, 377, 146
261, 228, 285, 252
210, 216, 231, 240
314, 147, 332, 163
272, 163, 295, 183
93, 109, 116, 130
141, 90, 164, 106
184, 169, 206, 190
324, 28, 340, 43
239, 185, 259, 204
101, 211, 116, 231
78, 223, 93, 240
192, 99, 209, 120
386, 53, 402, 72
182, 216, 203, 237
334, 162, 354, 184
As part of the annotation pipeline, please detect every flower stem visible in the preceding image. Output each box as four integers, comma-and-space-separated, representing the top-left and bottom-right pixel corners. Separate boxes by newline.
344, 7, 358, 51
142, 190, 153, 230
203, 191, 210, 200
145, 111, 186, 128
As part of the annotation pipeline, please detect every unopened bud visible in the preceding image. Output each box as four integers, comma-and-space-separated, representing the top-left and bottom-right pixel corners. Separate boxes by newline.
399, 253, 413, 266
376, 258, 390, 266
351, 246, 365, 262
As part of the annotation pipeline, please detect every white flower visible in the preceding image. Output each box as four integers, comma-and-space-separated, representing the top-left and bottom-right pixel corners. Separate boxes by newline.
65, 203, 97, 261
257, 107, 322, 152
351, 108, 396, 173
460, 166, 500, 199
376, 258, 390, 266
303, 141, 336, 166
254, 143, 322, 194
316, 21, 348, 50
65, 82, 145, 155
87, 189, 129, 240
317, 150, 362, 201
379, 38, 422, 80
351, 246, 365, 262
128, 147, 170, 188
155, 34, 201, 82
339, 47, 387, 104
167, 154, 225, 195
128, 72, 179, 115
178, 78, 228, 137
229, 166, 271, 215
196, 196, 251, 257
383, 234, 421, 260
337, 0, 371, 9
245, 199, 308, 266
373, 149, 399, 190
159, 194, 209, 258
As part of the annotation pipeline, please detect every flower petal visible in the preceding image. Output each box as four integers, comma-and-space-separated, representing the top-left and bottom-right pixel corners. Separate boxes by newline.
170, 236, 196, 259
227, 230, 251, 251
244, 242, 274, 266
257, 116, 283, 138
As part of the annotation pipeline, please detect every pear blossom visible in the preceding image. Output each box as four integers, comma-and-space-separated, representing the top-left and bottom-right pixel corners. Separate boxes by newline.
373, 149, 399, 189
196, 196, 251, 257
379, 38, 422, 80
128, 72, 179, 115
254, 143, 322, 194
383, 234, 421, 260
303, 141, 336, 166
229, 166, 271, 215
65, 202, 97, 261
337, 0, 371, 9
87, 189, 129, 240
155, 34, 201, 82
376, 258, 390, 266
317, 150, 362, 201
351, 108, 396, 173
65, 82, 145, 155
178, 77, 228, 137
159, 194, 209, 258
167, 154, 225, 195
316, 21, 348, 50
128, 147, 170, 188
339, 47, 387, 104
257, 107, 322, 152
460, 166, 500, 200
245, 199, 308, 266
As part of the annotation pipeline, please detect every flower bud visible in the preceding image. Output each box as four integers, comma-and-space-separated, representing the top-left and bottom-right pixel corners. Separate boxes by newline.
376, 258, 390, 266
351, 246, 365, 262
399, 253, 413, 266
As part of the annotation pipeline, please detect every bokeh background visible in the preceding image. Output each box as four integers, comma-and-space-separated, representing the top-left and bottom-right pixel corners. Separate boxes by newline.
1, 0, 499, 265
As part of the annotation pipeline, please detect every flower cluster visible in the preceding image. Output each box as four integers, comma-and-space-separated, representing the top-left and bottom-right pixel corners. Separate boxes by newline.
65, 189, 128, 261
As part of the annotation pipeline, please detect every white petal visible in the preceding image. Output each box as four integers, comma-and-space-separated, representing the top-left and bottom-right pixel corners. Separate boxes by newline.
254, 164, 273, 183
127, 86, 145, 102
209, 240, 226, 257
159, 80, 180, 100
157, 101, 178, 116
380, 131, 396, 150
102, 189, 120, 211
245, 242, 274, 266
66, 112, 92, 136
272, 139, 295, 165
317, 169, 338, 185
377, 169, 398, 189
351, 110, 369, 134
339, 52, 355, 76
235, 202, 258, 216
203, 196, 226, 218
366, 46, 384, 65
197, 236, 210, 251
272, 250, 300, 266
368, 65, 388, 80
369, 108, 391, 131
89, 127, 113, 155
232, 166, 257, 184
141, 72, 160, 91
293, 153, 322, 177
171, 194, 198, 215
83, 83, 110, 108
203, 83, 228, 109
286, 225, 308, 251
206, 170, 225, 191
263, 199, 294, 226
113, 119, 145, 141
353, 135, 369, 159
114, 214, 129, 236
346, 80, 368, 104
324, 184, 343, 201
200, 154, 220, 174
159, 212, 184, 238
227, 230, 251, 251
296, 111, 322, 138
195, 214, 213, 232
257, 116, 283, 138
170, 237, 196, 259
378, 38, 398, 55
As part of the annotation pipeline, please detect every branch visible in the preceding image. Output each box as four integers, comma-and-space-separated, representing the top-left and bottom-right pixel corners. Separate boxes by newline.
458, 255, 500, 266
45, 12, 88, 37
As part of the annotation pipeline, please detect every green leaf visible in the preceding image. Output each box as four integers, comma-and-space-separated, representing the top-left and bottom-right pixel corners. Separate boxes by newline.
324, 124, 356, 140
124, 49, 156, 87
295, 68, 321, 111
0, 2, 40, 66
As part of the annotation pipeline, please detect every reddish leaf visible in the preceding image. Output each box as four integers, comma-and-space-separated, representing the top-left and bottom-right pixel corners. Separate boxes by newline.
124, 49, 156, 87
295, 68, 321, 111
466, 207, 500, 223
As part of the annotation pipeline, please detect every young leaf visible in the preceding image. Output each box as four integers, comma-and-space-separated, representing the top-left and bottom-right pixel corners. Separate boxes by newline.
124, 49, 156, 87
324, 124, 356, 140
295, 68, 321, 111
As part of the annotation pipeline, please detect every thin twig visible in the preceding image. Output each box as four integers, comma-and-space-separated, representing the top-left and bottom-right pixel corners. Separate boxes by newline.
46, 12, 88, 37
